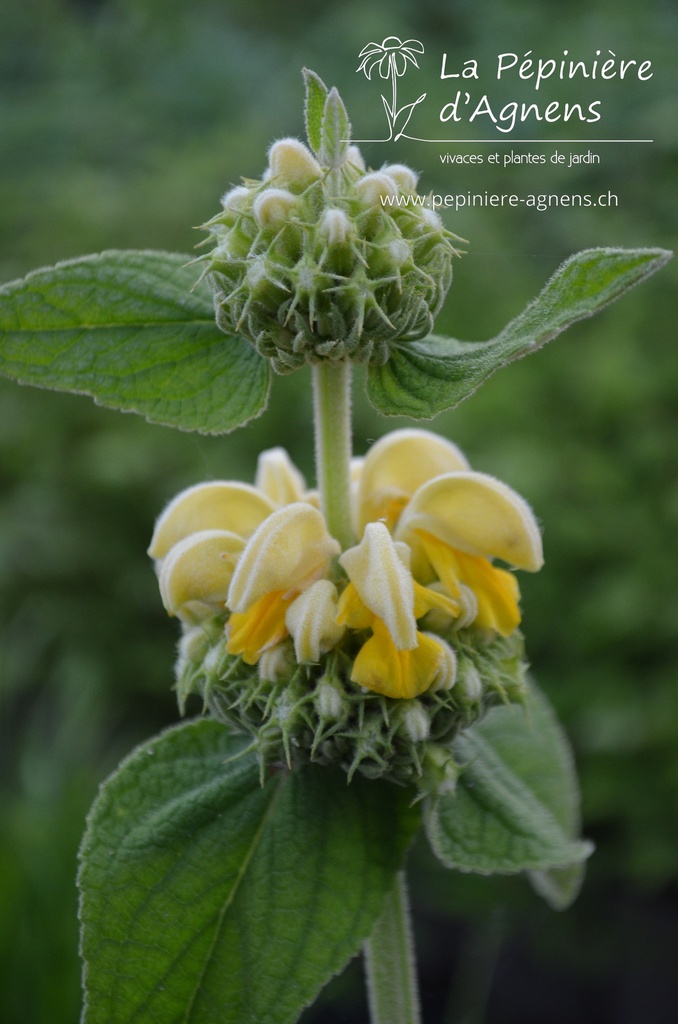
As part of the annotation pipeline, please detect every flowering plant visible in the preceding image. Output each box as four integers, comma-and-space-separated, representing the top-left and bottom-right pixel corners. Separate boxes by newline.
0, 70, 670, 1024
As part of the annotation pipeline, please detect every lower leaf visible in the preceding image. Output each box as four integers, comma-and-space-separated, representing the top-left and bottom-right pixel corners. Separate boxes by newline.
424, 680, 592, 892
78, 719, 420, 1024
527, 862, 587, 911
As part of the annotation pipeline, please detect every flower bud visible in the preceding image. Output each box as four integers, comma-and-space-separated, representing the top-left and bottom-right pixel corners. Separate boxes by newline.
425, 634, 457, 691
388, 238, 411, 266
454, 584, 479, 630
355, 172, 398, 207
421, 743, 460, 797
202, 641, 225, 676
382, 163, 419, 192
419, 208, 444, 231
268, 138, 322, 189
176, 625, 211, 674
220, 185, 251, 214
458, 662, 483, 701
344, 145, 366, 171
285, 579, 345, 663
205, 87, 459, 373
315, 679, 346, 721
259, 643, 295, 683
402, 701, 430, 742
317, 208, 353, 246
253, 188, 298, 228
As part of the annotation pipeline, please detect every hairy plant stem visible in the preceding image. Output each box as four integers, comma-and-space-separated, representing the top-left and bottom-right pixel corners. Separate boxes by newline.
312, 360, 354, 551
364, 872, 422, 1024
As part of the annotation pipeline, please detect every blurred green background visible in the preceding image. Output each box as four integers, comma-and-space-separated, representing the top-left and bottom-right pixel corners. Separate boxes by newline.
1, 1, 676, 1021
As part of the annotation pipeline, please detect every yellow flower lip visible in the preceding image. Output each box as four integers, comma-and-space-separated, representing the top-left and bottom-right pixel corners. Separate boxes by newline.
350, 620, 445, 699
227, 591, 292, 665
396, 470, 544, 572
148, 481, 276, 561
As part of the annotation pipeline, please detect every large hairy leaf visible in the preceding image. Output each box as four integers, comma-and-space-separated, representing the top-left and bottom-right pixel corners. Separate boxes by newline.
425, 681, 592, 904
79, 719, 420, 1024
368, 247, 672, 417
0, 250, 270, 433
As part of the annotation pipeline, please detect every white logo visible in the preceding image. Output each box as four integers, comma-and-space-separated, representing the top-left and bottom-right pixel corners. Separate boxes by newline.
357, 37, 427, 141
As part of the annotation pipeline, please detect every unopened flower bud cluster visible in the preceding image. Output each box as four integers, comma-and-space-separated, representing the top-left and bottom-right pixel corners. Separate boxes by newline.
205, 139, 460, 372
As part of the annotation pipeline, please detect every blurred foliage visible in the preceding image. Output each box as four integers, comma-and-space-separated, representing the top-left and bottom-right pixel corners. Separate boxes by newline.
0, 0, 676, 1022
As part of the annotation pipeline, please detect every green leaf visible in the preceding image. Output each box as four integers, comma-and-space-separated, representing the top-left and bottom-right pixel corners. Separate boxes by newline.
0, 250, 271, 434
319, 86, 351, 168
527, 862, 587, 911
367, 247, 673, 418
425, 681, 593, 894
79, 719, 420, 1024
303, 67, 329, 155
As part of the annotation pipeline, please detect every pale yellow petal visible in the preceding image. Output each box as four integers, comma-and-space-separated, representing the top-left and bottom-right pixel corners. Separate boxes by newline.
357, 429, 469, 533
349, 456, 365, 539
255, 447, 307, 506
158, 529, 245, 617
339, 522, 416, 649
228, 503, 340, 613
285, 579, 345, 663
148, 482, 275, 559
303, 488, 321, 510
398, 471, 543, 571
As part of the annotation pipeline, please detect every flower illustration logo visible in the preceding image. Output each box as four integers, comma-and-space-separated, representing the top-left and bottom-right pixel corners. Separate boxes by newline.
357, 37, 426, 141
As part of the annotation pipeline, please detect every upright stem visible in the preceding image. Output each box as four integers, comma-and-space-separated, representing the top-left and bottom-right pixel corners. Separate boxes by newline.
364, 872, 422, 1024
312, 359, 354, 551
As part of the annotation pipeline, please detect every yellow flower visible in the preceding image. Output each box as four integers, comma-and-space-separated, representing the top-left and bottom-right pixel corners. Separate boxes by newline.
355, 428, 469, 534
337, 522, 458, 698
151, 429, 542, 705
226, 503, 340, 664
148, 480, 276, 621
355, 429, 543, 638
148, 448, 314, 624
